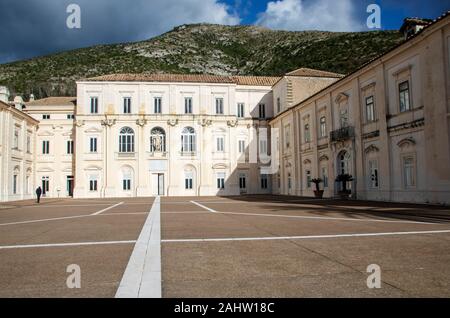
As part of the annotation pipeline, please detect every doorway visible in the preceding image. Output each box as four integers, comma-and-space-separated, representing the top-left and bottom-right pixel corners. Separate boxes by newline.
67, 176, 74, 197
152, 173, 165, 196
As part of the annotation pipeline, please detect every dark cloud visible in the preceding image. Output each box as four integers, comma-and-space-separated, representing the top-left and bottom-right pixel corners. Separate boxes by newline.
0, 0, 239, 63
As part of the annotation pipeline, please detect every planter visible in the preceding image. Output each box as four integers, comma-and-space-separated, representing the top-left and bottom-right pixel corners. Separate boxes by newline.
314, 190, 324, 199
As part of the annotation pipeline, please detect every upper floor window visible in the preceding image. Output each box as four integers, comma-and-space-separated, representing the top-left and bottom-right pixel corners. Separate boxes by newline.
284, 125, 290, 148
154, 97, 162, 114
123, 97, 132, 114
304, 124, 311, 143
184, 97, 193, 114
150, 127, 166, 153
277, 97, 281, 113
365, 96, 375, 122
67, 114, 75, 120
399, 81, 411, 112
259, 104, 266, 119
13, 130, 19, 149
181, 127, 196, 153
119, 127, 135, 153
89, 137, 98, 153
42, 140, 50, 154
319, 116, 327, 138
237, 103, 245, 118
216, 137, 225, 152
26, 135, 31, 153
42, 114, 51, 120
215, 98, 224, 115
90, 97, 98, 114
238, 140, 246, 154
67, 140, 74, 154
340, 109, 349, 128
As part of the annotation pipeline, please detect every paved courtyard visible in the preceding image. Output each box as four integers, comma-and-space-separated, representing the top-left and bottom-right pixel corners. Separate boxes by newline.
0, 195, 450, 297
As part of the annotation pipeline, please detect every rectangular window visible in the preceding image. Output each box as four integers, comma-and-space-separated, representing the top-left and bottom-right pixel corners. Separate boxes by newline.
259, 140, 267, 155
306, 170, 312, 188
399, 81, 411, 112
319, 117, 327, 138
123, 179, 131, 191
185, 172, 193, 190
154, 97, 162, 114
277, 97, 281, 113
239, 174, 247, 190
238, 140, 246, 154
67, 140, 74, 154
403, 156, 415, 188
237, 103, 245, 118
26, 135, 31, 153
42, 140, 50, 154
216, 137, 224, 152
42, 176, 50, 194
365, 96, 375, 122
340, 109, 348, 128
42, 114, 51, 120
369, 160, 379, 188
13, 130, 19, 149
304, 124, 311, 143
184, 97, 193, 114
89, 179, 98, 192
288, 173, 292, 190
217, 173, 225, 190
89, 137, 98, 153
90, 97, 98, 114
215, 98, 224, 115
259, 104, 266, 119
285, 125, 290, 148
13, 175, 18, 194
321, 167, 328, 188
123, 97, 132, 114
261, 174, 268, 189
67, 114, 75, 120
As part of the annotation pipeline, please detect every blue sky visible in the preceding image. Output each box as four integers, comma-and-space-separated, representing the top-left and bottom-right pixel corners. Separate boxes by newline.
0, 0, 448, 64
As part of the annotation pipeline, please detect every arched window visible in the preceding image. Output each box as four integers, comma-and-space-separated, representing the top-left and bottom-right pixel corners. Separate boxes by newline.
181, 127, 196, 153
119, 127, 135, 153
150, 127, 166, 153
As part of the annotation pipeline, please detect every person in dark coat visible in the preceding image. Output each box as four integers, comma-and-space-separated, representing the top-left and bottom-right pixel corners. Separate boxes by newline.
36, 186, 42, 204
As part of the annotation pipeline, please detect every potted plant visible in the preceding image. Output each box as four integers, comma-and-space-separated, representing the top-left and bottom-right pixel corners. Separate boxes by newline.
311, 178, 324, 199
335, 174, 354, 199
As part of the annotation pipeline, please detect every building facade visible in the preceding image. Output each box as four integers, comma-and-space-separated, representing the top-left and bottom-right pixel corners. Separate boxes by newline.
0, 91, 39, 202
270, 12, 450, 204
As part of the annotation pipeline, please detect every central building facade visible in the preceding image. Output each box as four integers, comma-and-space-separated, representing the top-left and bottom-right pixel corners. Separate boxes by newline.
73, 74, 280, 198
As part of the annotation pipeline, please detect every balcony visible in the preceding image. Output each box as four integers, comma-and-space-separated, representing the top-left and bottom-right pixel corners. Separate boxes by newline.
330, 126, 355, 143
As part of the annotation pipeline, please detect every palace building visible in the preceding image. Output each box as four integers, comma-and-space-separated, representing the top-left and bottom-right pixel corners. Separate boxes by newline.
0, 11, 449, 204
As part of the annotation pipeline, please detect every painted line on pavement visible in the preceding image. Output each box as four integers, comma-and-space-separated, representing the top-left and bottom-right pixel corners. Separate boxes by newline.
190, 201, 218, 213
91, 202, 124, 215
116, 197, 161, 298
0, 240, 136, 250
162, 229, 450, 243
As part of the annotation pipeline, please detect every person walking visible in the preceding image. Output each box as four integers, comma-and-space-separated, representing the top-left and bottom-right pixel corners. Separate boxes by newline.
36, 186, 42, 204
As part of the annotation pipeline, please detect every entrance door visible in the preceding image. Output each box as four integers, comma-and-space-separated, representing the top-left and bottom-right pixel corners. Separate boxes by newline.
67, 176, 74, 197
158, 174, 165, 196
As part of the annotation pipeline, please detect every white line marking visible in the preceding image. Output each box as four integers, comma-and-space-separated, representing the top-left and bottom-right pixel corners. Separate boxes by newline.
101, 212, 149, 216
162, 229, 450, 243
16, 203, 118, 209
162, 212, 210, 214
190, 201, 435, 225
0, 214, 92, 226
190, 201, 218, 213
0, 240, 136, 250
116, 197, 161, 298
91, 202, 124, 216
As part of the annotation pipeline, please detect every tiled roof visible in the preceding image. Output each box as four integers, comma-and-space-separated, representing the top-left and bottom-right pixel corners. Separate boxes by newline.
83, 73, 281, 86
286, 67, 344, 78
25, 97, 76, 107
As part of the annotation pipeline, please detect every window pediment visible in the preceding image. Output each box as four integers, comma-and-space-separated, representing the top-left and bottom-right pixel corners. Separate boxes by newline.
335, 92, 349, 104
364, 144, 380, 154
397, 137, 416, 149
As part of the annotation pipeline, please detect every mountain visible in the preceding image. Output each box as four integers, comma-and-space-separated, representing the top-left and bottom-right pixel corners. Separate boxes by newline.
0, 24, 404, 99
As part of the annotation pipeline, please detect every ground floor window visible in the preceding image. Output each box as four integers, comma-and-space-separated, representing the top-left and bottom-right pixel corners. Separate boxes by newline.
261, 174, 268, 189
239, 174, 247, 190
306, 170, 312, 188
368, 159, 379, 188
217, 173, 225, 190
123, 178, 131, 191
42, 176, 50, 194
321, 167, 328, 188
89, 177, 98, 192
13, 175, 18, 194
185, 172, 193, 190
402, 155, 415, 188
288, 173, 292, 190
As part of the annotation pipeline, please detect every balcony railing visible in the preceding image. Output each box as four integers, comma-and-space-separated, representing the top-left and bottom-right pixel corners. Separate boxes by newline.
330, 126, 355, 143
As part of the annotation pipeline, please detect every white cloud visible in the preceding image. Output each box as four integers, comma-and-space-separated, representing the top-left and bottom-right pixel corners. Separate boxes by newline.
256, 0, 363, 32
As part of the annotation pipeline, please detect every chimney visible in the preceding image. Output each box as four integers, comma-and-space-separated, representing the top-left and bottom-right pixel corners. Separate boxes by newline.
0, 86, 10, 103
29, 94, 35, 102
